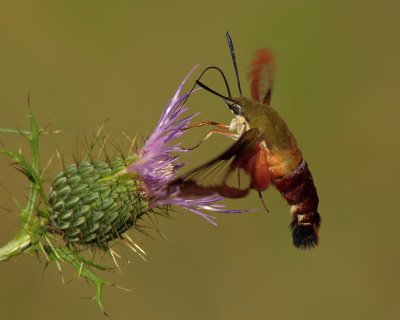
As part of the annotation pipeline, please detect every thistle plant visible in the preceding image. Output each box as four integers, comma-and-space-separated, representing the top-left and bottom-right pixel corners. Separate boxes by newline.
0, 68, 240, 312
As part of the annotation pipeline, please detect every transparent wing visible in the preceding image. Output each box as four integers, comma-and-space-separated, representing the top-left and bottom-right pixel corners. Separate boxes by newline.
172, 128, 263, 198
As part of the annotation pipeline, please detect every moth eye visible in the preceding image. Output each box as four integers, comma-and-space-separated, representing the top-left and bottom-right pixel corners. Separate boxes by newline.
230, 103, 242, 115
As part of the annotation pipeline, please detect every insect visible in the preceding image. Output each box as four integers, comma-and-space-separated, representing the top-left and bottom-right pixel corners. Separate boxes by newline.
174, 33, 320, 249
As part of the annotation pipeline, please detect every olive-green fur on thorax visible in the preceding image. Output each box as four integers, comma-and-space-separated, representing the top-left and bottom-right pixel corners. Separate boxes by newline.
234, 96, 296, 151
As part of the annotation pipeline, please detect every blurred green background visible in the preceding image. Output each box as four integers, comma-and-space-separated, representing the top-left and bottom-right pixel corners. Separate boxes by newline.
0, 1, 399, 319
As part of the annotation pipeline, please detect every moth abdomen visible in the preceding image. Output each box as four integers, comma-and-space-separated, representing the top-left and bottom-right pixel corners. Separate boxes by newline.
290, 213, 320, 249
272, 159, 320, 248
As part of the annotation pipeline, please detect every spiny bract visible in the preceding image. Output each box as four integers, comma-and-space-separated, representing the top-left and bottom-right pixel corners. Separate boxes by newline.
48, 157, 149, 247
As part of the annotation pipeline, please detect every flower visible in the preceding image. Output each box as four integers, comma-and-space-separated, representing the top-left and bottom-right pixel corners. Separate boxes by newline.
128, 66, 241, 225
0, 66, 244, 312
47, 66, 242, 249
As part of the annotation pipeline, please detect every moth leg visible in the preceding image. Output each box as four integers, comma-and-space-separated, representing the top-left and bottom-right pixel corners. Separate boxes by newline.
183, 129, 239, 151
258, 191, 271, 214
181, 121, 229, 131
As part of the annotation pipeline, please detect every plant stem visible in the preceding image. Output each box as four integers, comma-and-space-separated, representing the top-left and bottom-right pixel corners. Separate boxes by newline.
0, 109, 42, 260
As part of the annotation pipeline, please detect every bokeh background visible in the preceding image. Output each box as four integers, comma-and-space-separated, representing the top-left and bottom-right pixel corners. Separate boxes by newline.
0, 1, 399, 319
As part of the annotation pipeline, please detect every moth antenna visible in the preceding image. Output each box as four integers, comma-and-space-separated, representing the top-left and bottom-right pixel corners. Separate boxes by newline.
196, 80, 236, 103
179, 65, 233, 110
198, 66, 232, 97
226, 32, 243, 96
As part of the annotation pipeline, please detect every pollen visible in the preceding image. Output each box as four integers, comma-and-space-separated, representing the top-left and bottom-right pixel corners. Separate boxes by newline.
158, 163, 174, 176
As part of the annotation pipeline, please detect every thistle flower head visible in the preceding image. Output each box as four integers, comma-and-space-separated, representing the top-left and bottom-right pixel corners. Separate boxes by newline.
0, 66, 243, 312
128, 68, 196, 199
47, 66, 240, 249
129, 66, 240, 224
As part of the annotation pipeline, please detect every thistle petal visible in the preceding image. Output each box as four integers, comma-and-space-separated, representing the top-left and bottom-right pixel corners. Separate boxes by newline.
128, 66, 244, 222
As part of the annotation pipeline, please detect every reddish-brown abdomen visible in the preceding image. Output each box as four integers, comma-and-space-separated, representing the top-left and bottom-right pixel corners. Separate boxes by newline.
272, 159, 320, 249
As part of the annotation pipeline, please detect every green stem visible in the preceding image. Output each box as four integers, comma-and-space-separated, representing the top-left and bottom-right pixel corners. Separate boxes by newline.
0, 109, 42, 260
0, 232, 32, 261
24, 110, 41, 221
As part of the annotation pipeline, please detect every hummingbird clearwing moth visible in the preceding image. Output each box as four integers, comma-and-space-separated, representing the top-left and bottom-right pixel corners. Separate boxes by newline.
173, 33, 320, 249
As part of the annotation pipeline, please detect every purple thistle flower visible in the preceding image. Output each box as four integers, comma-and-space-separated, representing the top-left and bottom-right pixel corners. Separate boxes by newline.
128, 66, 241, 225
0, 65, 245, 312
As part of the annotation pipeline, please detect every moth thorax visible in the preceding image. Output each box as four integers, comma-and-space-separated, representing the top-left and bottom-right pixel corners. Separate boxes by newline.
48, 158, 149, 247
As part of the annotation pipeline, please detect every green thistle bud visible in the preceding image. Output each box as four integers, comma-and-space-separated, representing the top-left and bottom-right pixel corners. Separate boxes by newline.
48, 158, 149, 247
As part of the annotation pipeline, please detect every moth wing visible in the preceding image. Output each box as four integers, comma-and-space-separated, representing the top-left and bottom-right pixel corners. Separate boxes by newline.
173, 128, 263, 198
248, 49, 275, 105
